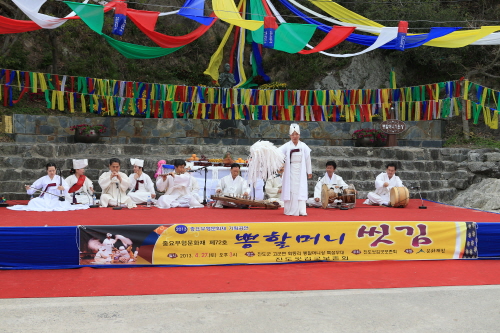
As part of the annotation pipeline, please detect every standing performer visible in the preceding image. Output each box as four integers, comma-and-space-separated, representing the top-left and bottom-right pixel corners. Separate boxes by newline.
265, 167, 284, 207
127, 158, 155, 205
215, 163, 249, 208
364, 163, 403, 207
65, 159, 94, 205
8, 163, 88, 211
278, 124, 312, 216
307, 161, 348, 208
99, 158, 136, 209
156, 159, 204, 209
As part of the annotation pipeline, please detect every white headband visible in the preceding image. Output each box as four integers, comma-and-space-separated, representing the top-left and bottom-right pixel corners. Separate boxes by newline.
289, 123, 300, 135
130, 158, 144, 167
72, 159, 88, 170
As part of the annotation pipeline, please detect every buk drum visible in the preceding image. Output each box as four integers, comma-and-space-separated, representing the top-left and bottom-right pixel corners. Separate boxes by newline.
338, 186, 356, 209
390, 186, 410, 208
321, 184, 356, 209
321, 184, 339, 209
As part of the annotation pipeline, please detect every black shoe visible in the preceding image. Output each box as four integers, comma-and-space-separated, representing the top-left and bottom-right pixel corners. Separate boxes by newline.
381, 203, 391, 208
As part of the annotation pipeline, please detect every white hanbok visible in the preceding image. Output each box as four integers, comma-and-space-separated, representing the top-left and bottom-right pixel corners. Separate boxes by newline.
364, 172, 403, 205
190, 174, 202, 203
98, 171, 136, 208
214, 174, 249, 208
265, 175, 284, 207
278, 141, 312, 216
65, 174, 94, 205
127, 173, 155, 204
156, 174, 204, 209
93, 248, 111, 264
8, 175, 89, 212
307, 173, 348, 208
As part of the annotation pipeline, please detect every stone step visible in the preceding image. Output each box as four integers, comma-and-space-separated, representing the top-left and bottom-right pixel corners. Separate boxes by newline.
0, 143, 479, 162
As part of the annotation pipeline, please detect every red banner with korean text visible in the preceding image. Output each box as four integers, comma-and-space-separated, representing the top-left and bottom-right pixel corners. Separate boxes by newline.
78, 222, 477, 266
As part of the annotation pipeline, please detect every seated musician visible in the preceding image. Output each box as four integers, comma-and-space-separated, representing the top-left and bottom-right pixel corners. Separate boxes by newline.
155, 159, 204, 209
8, 162, 88, 212
99, 158, 136, 209
214, 163, 249, 208
265, 167, 284, 207
307, 161, 348, 208
65, 159, 94, 205
127, 158, 156, 205
364, 162, 403, 207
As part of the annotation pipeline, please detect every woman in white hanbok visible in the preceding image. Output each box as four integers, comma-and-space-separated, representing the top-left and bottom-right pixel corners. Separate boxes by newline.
8, 163, 89, 212
65, 159, 94, 205
127, 158, 156, 204
278, 124, 312, 216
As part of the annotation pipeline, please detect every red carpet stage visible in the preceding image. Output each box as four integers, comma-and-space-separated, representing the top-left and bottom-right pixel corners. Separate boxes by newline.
1, 199, 499, 299
2, 199, 500, 227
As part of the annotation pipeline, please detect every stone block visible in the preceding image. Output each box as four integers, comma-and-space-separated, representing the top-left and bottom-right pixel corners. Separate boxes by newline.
467, 162, 498, 174
0, 181, 24, 192
39, 125, 55, 135
33, 145, 56, 158
350, 159, 368, 167
14, 134, 36, 143
485, 152, 500, 162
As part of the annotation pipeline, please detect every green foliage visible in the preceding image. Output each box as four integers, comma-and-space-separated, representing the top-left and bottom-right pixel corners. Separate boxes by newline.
444, 134, 500, 149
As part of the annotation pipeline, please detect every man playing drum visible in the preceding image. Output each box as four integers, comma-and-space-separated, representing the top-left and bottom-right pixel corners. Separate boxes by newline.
307, 161, 348, 208
364, 163, 403, 207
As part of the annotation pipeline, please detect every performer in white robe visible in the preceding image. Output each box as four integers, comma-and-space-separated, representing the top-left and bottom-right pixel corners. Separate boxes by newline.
93, 247, 111, 264
98, 158, 136, 209
364, 163, 403, 207
278, 124, 312, 216
307, 161, 348, 208
65, 159, 94, 205
8, 163, 88, 212
156, 159, 204, 209
190, 173, 203, 204
127, 158, 156, 204
265, 167, 284, 207
215, 163, 249, 208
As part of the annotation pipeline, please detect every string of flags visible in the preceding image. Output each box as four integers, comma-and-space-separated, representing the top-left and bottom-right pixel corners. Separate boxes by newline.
0, 68, 497, 129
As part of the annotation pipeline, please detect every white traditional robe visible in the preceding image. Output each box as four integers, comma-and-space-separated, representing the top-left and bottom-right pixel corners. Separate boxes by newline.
190, 174, 202, 203
98, 171, 136, 208
156, 174, 203, 209
364, 172, 403, 205
307, 173, 348, 207
93, 248, 111, 264
65, 174, 94, 205
127, 172, 155, 204
102, 238, 116, 255
278, 141, 312, 216
8, 175, 89, 212
265, 174, 284, 207
215, 175, 249, 208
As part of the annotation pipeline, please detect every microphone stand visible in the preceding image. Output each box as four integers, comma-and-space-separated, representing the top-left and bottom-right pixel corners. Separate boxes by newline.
57, 168, 65, 201
86, 190, 99, 208
414, 186, 427, 209
200, 166, 208, 205
113, 180, 122, 210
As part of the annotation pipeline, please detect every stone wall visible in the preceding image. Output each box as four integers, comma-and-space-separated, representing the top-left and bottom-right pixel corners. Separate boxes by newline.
10, 114, 445, 147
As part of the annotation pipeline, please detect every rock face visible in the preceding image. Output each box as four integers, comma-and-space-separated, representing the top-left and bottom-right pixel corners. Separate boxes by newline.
313, 54, 404, 90
451, 179, 500, 213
